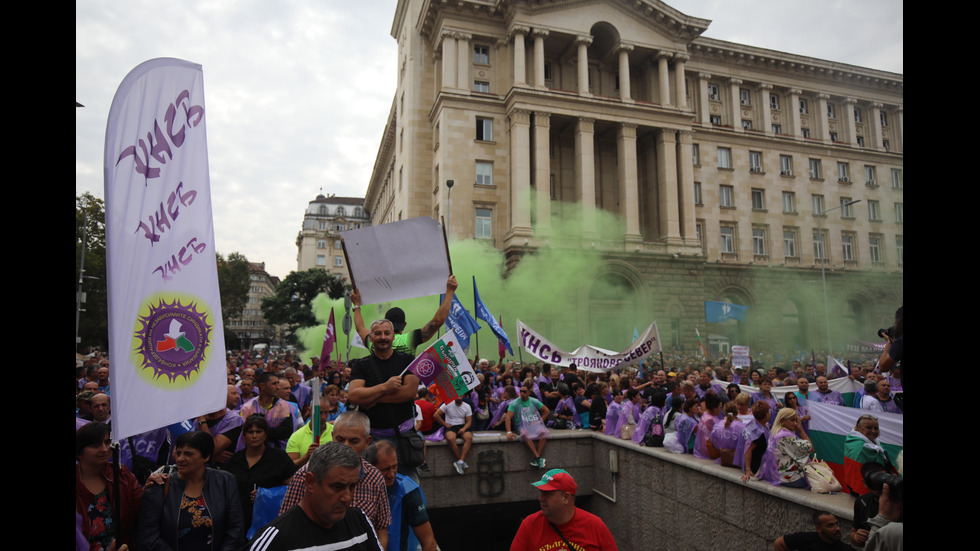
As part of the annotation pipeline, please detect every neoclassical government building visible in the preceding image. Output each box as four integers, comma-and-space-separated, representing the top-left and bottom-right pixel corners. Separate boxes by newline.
364, 0, 902, 355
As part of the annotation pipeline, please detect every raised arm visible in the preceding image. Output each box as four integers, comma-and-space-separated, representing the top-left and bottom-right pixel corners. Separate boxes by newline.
418, 275, 458, 341
350, 289, 369, 342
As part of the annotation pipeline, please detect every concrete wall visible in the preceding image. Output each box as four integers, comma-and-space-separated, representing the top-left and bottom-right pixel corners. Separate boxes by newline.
420, 430, 855, 551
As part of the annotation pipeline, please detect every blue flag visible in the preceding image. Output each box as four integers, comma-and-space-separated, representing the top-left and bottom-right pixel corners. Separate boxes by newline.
473, 277, 513, 355
704, 301, 748, 322
442, 294, 480, 350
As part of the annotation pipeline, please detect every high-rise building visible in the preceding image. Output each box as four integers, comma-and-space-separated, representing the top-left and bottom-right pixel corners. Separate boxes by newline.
365, 0, 902, 354
227, 262, 280, 346
296, 194, 371, 279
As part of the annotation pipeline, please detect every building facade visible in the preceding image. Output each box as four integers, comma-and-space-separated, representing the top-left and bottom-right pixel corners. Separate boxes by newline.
228, 262, 281, 346
296, 194, 371, 278
365, 0, 902, 355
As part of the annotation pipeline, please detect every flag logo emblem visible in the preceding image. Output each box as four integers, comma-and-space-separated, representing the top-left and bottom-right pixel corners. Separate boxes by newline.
133, 294, 213, 387
416, 358, 438, 378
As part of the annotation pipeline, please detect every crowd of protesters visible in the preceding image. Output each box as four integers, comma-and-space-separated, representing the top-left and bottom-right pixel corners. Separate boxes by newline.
75, 332, 901, 550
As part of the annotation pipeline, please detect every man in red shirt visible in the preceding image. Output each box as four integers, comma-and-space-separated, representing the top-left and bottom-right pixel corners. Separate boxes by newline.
510, 469, 617, 551
414, 387, 438, 435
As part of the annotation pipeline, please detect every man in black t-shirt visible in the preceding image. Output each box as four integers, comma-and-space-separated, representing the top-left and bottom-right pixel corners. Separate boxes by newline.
246, 442, 382, 551
773, 511, 851, 551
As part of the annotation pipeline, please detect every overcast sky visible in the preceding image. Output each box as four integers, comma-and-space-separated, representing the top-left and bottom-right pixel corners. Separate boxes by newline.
76, 0, 903, 279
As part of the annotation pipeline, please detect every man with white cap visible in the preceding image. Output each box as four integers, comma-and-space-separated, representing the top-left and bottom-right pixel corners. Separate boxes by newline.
510, 469, 617, 551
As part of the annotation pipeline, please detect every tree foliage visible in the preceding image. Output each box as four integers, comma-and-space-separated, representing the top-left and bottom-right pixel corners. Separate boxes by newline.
76, 193, 108, 350
262, 268, 346, 343
216, 251, 251, 324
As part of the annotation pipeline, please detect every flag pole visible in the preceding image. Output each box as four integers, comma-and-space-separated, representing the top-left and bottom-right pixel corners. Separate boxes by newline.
340, 238, 357, 292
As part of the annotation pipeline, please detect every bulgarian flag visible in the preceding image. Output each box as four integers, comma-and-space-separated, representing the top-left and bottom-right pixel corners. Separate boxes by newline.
807, 402, 903, 491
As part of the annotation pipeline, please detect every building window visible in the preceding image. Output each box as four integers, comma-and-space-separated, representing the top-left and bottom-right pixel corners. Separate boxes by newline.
720, 226, 735, 253
694, 182, 703, 205
316, 255, 326, 266
784, 229, 798, 258
543, 61, 552, 81
317, 239, 326, 249
891, 169, 902, 189
856, 136, 865, 147
883, 140, 890, 151
720, 185, 734, 207
717, 147, 732, 169
335, 223, 345, 232
896, 236, 903, 265
334, 256, 344, 267
708, 83, 720, 100
750, 151, 763, 172
752, 227, 767, 256
841, 234, 855, 261
474, 45, 489, 64
868, 200, 881, 221
740, 88, 751, 105
741, 119, 753, 130
813, 230, 827, 260
829, 132, 838, 143
837, 162, 850, 182
840, 197, 854, 218
809, 159, 821, 179
772, 124, 782, 134
782, 192, 796, 214
801, 128, 810, 139
475, 208, 492, 239
812, 195, 825, 216
854, 107, 863, 123
335, 239, 342, 249
869, 236, 882, 263
318, 221, 327, 231
476, 117, 493, 141
474, 81, 490, 93
476, 161, 493, 186
770, 94, 780, 109
710, 115, 722, 125
780, 155, 793, 176
696, 221, 704, 246
827, 103, 836, 118
894, 203, 903, 223
751, 189, 765, 210
692, 144, 700, 166
880, 111, 888, 127
865, 166, 877, 186
799, 98, 809, 114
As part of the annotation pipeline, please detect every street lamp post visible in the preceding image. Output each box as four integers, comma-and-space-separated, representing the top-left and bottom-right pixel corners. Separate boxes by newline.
817, 199, 861, 355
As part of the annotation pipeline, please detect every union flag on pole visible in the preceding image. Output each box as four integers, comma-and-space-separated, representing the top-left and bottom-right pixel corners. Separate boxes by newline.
408, 333, 478, 405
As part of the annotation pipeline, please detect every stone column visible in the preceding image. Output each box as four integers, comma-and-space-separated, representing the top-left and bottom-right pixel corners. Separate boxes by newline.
894, 106, 903, 153
456, 33, 472, 90
729, 78, 743, 132
697, 72, 712, 125
656, 51, 672, 107
510, 110, 533, 234
617, 123, 641, 241
576, 36, 592, 96
843, 97, 857, 145
788, 88, 803, 139
617, 44, 634, 102
676, 130, 697, 244
511, 26, 529, 87
871, 102, 885, 151
816, 93, 830, 143
441, 31, 457, 91
656, 129, 680, 242
575, 118, 597, 238
532, 29, 549, 89
674, 53, 689, 110
757, 83, 773, 135
533, 112, 552, 232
